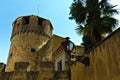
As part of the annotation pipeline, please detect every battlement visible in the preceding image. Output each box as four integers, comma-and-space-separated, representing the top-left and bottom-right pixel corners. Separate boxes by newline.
0, 62, 54, 80
11, 15, 53, 40
14, 62, 29, 71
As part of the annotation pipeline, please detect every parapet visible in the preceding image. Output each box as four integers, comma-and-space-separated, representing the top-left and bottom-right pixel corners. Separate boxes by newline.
0, 62, 54, 80
11, 15, 53, 40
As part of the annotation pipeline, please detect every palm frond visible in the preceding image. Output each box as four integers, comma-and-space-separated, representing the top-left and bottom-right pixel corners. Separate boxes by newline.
99, 0, 108, 9
69, 0, 87, 24
86, 0, 99, 9
102, 4, 119, 16
100, 16, 118, 33
75, 25, 84, 35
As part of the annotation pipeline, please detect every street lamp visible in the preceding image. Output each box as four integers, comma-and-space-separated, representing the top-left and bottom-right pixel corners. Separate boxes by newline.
61, 37, 90, 66
61, 37, 90, 80
61, 37, 74, 56
61, 37, 74, 80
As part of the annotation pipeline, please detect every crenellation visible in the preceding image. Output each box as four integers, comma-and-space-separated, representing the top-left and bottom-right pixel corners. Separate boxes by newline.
0, 61, 54, 80
10, 15, 53, 41
14, 62, 29, 71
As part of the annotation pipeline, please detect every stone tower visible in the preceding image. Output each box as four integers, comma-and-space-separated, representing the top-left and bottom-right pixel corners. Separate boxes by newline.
5, 15, 53, 72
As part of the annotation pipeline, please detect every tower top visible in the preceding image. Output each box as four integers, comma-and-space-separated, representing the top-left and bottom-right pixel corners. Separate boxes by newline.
13, 15, 53, 29
11, 15, 53, 40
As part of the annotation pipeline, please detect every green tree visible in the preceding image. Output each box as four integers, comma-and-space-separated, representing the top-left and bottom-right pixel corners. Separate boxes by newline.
69, 0, 119, 52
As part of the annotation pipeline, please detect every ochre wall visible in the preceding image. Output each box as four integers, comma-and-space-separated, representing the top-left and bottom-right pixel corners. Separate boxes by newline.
71, 28, 120, 80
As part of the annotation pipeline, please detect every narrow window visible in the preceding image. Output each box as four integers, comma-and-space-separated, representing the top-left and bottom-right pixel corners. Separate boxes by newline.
9, 53, 13, 58
38, 17, 43, 25
31, 48, 36, 52
58, 60, 62, 71
17, 23, 20, 27
23, 16, 29, 24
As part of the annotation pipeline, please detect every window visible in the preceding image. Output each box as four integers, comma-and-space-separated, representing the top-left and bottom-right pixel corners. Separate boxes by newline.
38, 17, 43, 25
9, 53, 13, 58
17, 23, 20, 27
23, 16, 29, 24
31, 48, 36, 52
57, 60, 62, 71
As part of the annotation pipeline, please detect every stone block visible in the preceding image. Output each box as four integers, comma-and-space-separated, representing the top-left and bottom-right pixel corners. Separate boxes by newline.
14, 62, 29, 71
40, 61, 53, 68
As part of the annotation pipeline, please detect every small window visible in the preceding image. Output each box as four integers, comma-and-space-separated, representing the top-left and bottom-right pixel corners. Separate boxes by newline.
9, 53, 13, 58
31, 48, 36, 52
38, 17, 43, 25
23, 16, 29, 24
58, 60, 62, 71
17, 23, 20, 27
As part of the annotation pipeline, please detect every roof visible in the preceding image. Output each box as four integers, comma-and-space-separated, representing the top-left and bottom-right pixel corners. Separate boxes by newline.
51, 34, 66, 53
71, 45, 83, 55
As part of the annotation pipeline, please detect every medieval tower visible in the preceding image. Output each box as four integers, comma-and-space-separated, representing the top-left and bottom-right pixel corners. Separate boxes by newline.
5, 15, 53, 72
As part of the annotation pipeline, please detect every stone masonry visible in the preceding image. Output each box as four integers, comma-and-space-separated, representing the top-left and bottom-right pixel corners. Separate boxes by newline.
0, 62, 54, 80
1, 15, 70, 80
5, 15, 53, 72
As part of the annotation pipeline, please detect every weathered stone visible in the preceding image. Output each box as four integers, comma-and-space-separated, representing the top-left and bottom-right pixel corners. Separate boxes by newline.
5, 15, 53, 72
14, 62, 29, 71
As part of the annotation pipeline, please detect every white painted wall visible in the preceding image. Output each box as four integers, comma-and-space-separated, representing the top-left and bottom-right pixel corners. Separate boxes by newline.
54, 53, 66, 71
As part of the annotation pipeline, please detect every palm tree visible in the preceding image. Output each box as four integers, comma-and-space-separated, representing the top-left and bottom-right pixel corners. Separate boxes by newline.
69, 0, 119, 52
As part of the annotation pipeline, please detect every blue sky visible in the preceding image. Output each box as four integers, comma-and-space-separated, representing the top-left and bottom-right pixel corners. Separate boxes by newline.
0, 0, 120, 63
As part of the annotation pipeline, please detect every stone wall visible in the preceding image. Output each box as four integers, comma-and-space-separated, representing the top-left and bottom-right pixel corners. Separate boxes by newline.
0, 62, 54, 80
71, 28, 120, 80
54, 71, 68, 80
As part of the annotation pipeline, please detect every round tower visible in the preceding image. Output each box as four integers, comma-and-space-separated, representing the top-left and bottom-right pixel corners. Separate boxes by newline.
5, 15, 53, 72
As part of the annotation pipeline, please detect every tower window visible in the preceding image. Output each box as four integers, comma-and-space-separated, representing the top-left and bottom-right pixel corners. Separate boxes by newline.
23, 16, 29, 24
17, 23, 20, 27
38, 17, 43, 25
9, 53, 13, 58
31, 48, 36, 52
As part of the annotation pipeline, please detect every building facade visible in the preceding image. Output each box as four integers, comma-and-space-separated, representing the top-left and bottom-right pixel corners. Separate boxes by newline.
2, 15, 82, 80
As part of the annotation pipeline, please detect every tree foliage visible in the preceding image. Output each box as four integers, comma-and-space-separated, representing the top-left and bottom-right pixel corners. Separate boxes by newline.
69, 0, 119, 52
